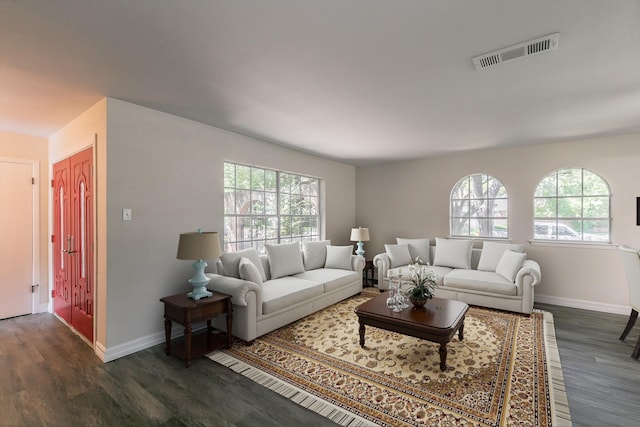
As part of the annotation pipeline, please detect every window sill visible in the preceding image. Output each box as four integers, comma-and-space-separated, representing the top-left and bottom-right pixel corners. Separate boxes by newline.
528, 240, 617, 250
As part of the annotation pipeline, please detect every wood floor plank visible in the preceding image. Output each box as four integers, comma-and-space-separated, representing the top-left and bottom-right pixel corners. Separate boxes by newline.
536, 303, 640, 427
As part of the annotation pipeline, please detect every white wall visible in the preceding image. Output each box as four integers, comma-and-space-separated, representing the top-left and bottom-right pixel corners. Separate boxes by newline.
104, 99, 356, 353
356, 133, 640, 313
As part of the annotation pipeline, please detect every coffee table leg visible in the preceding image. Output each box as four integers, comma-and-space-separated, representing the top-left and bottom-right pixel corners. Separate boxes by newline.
459, 321, 465, 341
439, 343, 447, 371
358, 319, 365, 347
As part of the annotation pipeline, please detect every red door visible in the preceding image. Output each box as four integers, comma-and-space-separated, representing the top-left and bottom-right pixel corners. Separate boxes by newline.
53, 148, 94, 342
53, 158, 71, 324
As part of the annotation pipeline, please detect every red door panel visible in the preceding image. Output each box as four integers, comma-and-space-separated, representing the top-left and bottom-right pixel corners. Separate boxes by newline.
53, 159, 71, 324
53, 147, 94, 342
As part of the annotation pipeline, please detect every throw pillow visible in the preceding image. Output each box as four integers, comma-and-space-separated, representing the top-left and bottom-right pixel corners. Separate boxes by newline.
238, 257, 263, 285
302, 240, 330, 270
220, 247, 267, 281
396, 238, 431, 264
384, 244, 412, 268
432, 238, 473, 269
266, 242, 305, 279
324, 245, 353, 270
496, 250, 527, 282
477, 241, 525, 272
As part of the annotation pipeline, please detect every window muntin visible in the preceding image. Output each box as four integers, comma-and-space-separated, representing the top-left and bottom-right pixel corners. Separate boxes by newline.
450, 174, 508, 238
224, 162, 321, 253
533, 168, 610, 242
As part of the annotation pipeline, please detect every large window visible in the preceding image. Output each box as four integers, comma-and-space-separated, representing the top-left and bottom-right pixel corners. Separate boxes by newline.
450, 174, 508, 238
223, 162, 321, 253
533, 168, 610, 242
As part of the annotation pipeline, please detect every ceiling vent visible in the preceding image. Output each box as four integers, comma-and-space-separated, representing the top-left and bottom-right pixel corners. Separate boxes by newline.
472, 33, 560, 70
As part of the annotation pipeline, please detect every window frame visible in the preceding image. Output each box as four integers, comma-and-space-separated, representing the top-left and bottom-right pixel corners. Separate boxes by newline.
223, 162, 321, 253
449, 173, 509, 239
532, 167, 611, 244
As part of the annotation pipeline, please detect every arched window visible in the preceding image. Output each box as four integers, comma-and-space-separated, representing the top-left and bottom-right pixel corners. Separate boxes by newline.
450, 174, 508, 238
533, 168, 610, 242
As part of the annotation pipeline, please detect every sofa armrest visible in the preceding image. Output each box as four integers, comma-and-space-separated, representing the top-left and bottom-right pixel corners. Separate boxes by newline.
351, 255, 366, 272
373, 253, 391, 290
206, 273, 262, 308
515, 260, 541, 288
515, 260, 541, 314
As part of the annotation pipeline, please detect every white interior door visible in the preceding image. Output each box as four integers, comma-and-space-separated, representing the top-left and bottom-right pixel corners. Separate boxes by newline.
0, 159, 35, 319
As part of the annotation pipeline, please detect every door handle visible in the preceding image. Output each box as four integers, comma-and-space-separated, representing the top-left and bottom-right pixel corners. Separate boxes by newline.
63, 235, 76, 254
68, 235, 76, 255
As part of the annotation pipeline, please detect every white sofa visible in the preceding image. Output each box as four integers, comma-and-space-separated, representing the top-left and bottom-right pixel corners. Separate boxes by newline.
373, 238, 541, 314
206, 241, 365, 342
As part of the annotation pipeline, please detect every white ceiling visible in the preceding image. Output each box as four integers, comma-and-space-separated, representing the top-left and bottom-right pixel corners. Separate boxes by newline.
2, 0, 640, 165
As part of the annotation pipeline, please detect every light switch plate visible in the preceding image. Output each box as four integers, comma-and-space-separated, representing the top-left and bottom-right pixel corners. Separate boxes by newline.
122, 208, 132, 221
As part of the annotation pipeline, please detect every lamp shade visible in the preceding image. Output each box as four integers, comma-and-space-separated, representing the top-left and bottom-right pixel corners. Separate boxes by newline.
176, 231, 221, 260
350, 227, 370, 242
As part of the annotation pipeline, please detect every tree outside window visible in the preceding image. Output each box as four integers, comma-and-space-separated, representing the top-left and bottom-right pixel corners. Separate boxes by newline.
224, 162, 320, 253
450, 174, 508, 238
533, 168, 610, 242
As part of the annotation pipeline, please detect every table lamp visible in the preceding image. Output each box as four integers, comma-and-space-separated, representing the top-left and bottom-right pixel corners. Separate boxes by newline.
176, 230, 221, 300
350, 227, 370, 257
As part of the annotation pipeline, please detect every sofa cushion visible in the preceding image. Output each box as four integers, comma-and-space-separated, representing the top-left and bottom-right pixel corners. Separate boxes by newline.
443, 269, 517, 296
220, 247, 267, 281
477, 242, 525, 272
266, 242, 305, 279
433, 238, 473, 269
496, 250, 527, 282
385, 244, 412, 268
325, 245, 353, 270
238, 257, 263, 285
261, 277, 324, 314
388, 265, 451, 286
302, 240, 330, 270
396, 238, 431, 264
294, 269, 359, 292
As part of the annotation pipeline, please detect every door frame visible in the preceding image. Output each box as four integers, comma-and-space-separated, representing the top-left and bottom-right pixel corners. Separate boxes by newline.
49, 135, 97, 344
0, 156, 40, 315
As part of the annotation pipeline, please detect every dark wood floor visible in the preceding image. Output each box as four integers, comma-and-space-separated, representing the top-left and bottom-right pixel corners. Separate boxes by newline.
1, 304, 639, 427
535, 303, 640, 427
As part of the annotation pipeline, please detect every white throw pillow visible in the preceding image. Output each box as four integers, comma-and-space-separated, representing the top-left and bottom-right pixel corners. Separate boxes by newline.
385, 244, 412, 268
432, 238, 473, 269
477, 242, 525, 272
324, 245, 353, 270
266, 242, 305, 279
396, 238, 431, 264
238, 257, 263, 285
496, 250, 527, 282
302, 240, 330, 270
220, 247, 267, 281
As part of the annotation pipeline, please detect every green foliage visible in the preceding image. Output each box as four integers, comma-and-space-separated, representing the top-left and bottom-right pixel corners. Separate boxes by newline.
224, 162, 321, 251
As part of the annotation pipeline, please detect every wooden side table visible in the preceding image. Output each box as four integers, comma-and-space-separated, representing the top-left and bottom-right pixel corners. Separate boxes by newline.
363, 259, 377, 287
160, 291, 232, 367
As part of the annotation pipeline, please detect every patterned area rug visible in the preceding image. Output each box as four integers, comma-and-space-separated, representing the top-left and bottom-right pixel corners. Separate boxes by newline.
209, 290, 571, 426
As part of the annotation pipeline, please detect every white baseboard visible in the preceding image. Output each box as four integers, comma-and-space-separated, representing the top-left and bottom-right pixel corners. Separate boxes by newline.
98, 331, 167, 363
535, 294, 630, 316
96, 323, 207, 363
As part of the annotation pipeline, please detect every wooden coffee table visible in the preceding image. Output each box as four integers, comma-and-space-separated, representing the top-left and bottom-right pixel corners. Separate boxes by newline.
354, 293, 469, 371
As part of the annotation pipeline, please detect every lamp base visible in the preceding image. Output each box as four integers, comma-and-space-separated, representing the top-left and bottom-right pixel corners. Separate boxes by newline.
188, 286, 212, 300
355, 241, 365, 257
187, 259, 212, 300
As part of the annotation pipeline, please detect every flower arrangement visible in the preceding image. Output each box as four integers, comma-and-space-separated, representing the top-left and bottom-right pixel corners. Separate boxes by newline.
404, 257, 439, 305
